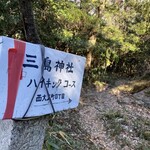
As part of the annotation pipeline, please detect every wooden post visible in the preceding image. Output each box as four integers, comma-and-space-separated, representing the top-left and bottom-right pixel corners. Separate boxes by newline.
0, 1, 49, 150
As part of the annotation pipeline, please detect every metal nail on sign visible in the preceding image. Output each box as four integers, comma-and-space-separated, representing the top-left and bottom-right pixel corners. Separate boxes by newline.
0, 36, 86, 120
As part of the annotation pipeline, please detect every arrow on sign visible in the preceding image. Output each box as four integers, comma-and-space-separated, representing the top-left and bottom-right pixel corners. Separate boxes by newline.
53, 98, 72, 104
34, 98, 72, 107
68, 98, 72, 104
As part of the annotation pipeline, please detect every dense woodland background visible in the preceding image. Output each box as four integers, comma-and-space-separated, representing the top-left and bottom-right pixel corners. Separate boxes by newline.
0, 0, 150, 83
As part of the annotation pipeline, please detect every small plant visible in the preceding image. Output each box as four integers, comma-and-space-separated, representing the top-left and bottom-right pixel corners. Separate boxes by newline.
103, 110, 125, 137
142, 131, 150, 141
104, 110, 123, 120
133, 118, 150, 141
136, 143, 150, 150
43, 123, 80, 150
145, 90, 150, 97
43, 112, 98, 150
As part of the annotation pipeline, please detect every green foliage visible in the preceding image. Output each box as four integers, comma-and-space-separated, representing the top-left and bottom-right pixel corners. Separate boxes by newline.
1, 0, 149, 79
0, 0, 23, 38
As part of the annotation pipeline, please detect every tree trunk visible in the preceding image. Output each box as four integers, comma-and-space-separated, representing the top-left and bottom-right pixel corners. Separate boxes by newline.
86, 35, 96, 69
86, 50, 92, 69
19, 0, 41, 44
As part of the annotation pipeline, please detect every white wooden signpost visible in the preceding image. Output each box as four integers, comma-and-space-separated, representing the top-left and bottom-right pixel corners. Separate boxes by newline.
0, 36, 86, 120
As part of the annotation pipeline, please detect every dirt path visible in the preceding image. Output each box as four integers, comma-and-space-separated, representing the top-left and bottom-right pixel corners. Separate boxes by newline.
78, 87, 150, 150
44, 81, 150, 150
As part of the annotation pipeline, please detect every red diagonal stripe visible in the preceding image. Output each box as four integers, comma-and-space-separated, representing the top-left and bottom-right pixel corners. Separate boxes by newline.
3, 40, 26, 119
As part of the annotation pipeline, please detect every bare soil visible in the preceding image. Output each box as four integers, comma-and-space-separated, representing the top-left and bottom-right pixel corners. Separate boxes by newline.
44, 80, 150, 150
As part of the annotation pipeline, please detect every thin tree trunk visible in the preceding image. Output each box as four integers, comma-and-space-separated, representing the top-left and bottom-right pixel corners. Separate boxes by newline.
19, 0, 41, 44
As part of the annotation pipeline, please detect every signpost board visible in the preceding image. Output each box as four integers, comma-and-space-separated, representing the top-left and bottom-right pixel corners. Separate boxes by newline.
0, 36, 86, 119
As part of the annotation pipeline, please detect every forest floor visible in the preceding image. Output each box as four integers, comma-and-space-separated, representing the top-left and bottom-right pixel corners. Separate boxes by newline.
43, 79, 150, 150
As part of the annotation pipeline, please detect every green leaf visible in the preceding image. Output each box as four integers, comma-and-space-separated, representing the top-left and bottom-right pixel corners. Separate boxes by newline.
47, 140, 60, 150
